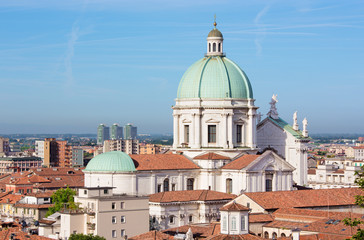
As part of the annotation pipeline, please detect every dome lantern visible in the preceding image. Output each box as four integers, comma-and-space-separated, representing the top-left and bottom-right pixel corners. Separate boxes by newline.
206, 16, 224, 56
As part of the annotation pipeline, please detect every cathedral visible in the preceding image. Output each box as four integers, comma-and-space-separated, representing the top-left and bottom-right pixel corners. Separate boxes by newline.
83, 20, 310, 196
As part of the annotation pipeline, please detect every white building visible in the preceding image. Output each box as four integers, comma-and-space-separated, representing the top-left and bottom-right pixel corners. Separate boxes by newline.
103, 139, 139, 154
35, 140, 45, 159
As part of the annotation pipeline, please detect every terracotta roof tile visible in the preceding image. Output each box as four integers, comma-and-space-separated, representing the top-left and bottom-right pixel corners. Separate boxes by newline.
0, 228, 53, 239
220, 201, 249, 211
0, 194, 23, 204
206, 234, 262, 240
249, 213, 273, 223
333, 169, 344, 174
243, 188, 362, 210
163, 223, 220, 238
307, 169, 316, 174
194, 153, 231, 160
150, 190, 236, 203
14, 203, 54, 209
130, 154, 200, 171
221, 155, 260, 170
129, 230, 174, 240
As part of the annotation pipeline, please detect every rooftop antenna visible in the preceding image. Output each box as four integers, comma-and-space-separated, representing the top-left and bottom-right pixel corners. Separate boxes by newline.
214, 14, 217, 28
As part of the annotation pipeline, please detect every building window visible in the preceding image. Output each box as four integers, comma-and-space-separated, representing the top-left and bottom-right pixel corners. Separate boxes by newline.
281, 233, 286, 237
209, 43, 211, 52
120, 202, 124, 209
187, 178, 194, 190
264, 231, 269, 239
272, 232, 277, 239
184, 125, 190, 144
213, 43, 216, 52
121, 216, 125, 223
163, 178, 169, 192
189, 215, 193, 222
222, 216, 227, 231
104, 189, 108, 194
121, 230, 125, 237
266, 173, 273, 192
84, 190, 87, 194
112, 202, 116, 209
218, 43, 221, 52
236, 125, 242, 143
112, 216, 116, 224
208, 125, 216, 143
171, 184, 176, 191
226, 178, 232, 194
157, 184, 161, 193
241, 216, 245, 230
231, 216, 237, 230
112, 230, 116, 238
169, 215, 175, 224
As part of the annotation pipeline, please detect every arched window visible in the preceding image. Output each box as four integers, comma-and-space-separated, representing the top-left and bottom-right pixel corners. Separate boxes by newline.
163, 178, 169, 192
222, 216, 227, 231
264, 231, 269, 239
241, 216, 245, 230
213, 43, 216, 52
218, 42, 221, 52
187, 178, 194, 190
226, 178, 232, 194
169, 215, 174, 224
272, 232, 277, 239
231, 216, 237, 230
265, 173, 273, 192
281, 233, 286, 237
209, 43, 211, 52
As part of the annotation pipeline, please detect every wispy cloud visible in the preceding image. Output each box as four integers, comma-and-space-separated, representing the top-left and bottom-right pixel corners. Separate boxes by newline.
254, 5, 270, 56
298, 5, 340, 13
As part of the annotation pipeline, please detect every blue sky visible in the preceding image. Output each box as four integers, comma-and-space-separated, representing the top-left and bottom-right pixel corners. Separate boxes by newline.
0, 0, 363, 134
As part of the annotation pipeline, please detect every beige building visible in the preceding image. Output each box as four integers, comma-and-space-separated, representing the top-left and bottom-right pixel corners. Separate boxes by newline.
60, 186, 149, 239
103, 139, 139, 154
139, 143, 161, 154
0, 137, 10, 157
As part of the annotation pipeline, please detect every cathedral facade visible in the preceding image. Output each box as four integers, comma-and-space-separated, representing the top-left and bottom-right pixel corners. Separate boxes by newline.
83, 21, 309, 198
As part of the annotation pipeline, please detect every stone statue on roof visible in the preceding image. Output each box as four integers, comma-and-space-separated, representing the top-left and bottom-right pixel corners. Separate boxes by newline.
293, 111, 299, 131
267, 94, 279, 119
302, 118, 308, 137
185, 228, 193, 240
257, 112, 263, 123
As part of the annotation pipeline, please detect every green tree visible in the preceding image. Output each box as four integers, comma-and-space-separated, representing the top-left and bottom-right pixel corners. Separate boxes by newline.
69, 233, 106, 240
46, 186, 78, 217
343, 165, 364, 239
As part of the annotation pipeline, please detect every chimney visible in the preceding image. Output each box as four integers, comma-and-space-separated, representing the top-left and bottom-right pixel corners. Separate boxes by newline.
291, 228, 300, 240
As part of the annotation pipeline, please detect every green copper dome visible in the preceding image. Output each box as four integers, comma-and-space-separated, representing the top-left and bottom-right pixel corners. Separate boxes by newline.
177, 56, 253, 99
84, 151, 136, 172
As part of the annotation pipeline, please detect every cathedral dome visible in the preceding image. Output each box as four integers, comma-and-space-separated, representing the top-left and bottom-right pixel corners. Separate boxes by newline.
208, 28, 223, 38
84, 151, 136, 172
177, 56, 253, 99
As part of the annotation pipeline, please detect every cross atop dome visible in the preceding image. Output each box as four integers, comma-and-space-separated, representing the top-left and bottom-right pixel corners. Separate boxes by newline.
206, 15, 224, 56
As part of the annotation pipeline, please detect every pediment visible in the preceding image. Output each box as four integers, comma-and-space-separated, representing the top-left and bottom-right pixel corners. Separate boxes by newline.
182, 118, 192, 123
205, 118, 220, 123
246, 151, 295, 172
234, 117, 246, 124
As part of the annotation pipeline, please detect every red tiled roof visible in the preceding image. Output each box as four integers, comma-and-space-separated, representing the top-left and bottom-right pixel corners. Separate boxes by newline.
129, 230, 174, 240
353, 146, 364, 149
307, 169, 316, 174
150, 190, 236, 203
0, 227, 53, 239
25, 191, 54, 198
299, 233, 351, 240
243, 188, 362, 210
220, 201, 249, 211
249, 213, 273, 223
130, 154, 200, 171
163, 223, 220, 238
194, 153, 231, 160
0, 194, 23, 204
206, 234, 262, 240
221, 155, 260, 170
14, 203, 54, 209
333, 169, 345, 174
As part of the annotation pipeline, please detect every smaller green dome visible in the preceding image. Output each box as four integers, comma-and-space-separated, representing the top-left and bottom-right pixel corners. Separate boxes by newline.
208, 28, 223, 38
84, 151, 136, 172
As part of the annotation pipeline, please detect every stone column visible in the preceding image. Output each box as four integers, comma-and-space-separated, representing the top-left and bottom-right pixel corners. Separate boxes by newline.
247, 108, 256, 148
195, 113, 201, 148
190, 113, 196, 148
173, 113, 180, 148
228, 113, 233, 149
222, 113, 228, 149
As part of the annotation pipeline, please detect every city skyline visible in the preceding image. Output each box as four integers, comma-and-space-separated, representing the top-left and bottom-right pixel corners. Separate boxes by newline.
0, 0, 363, 134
